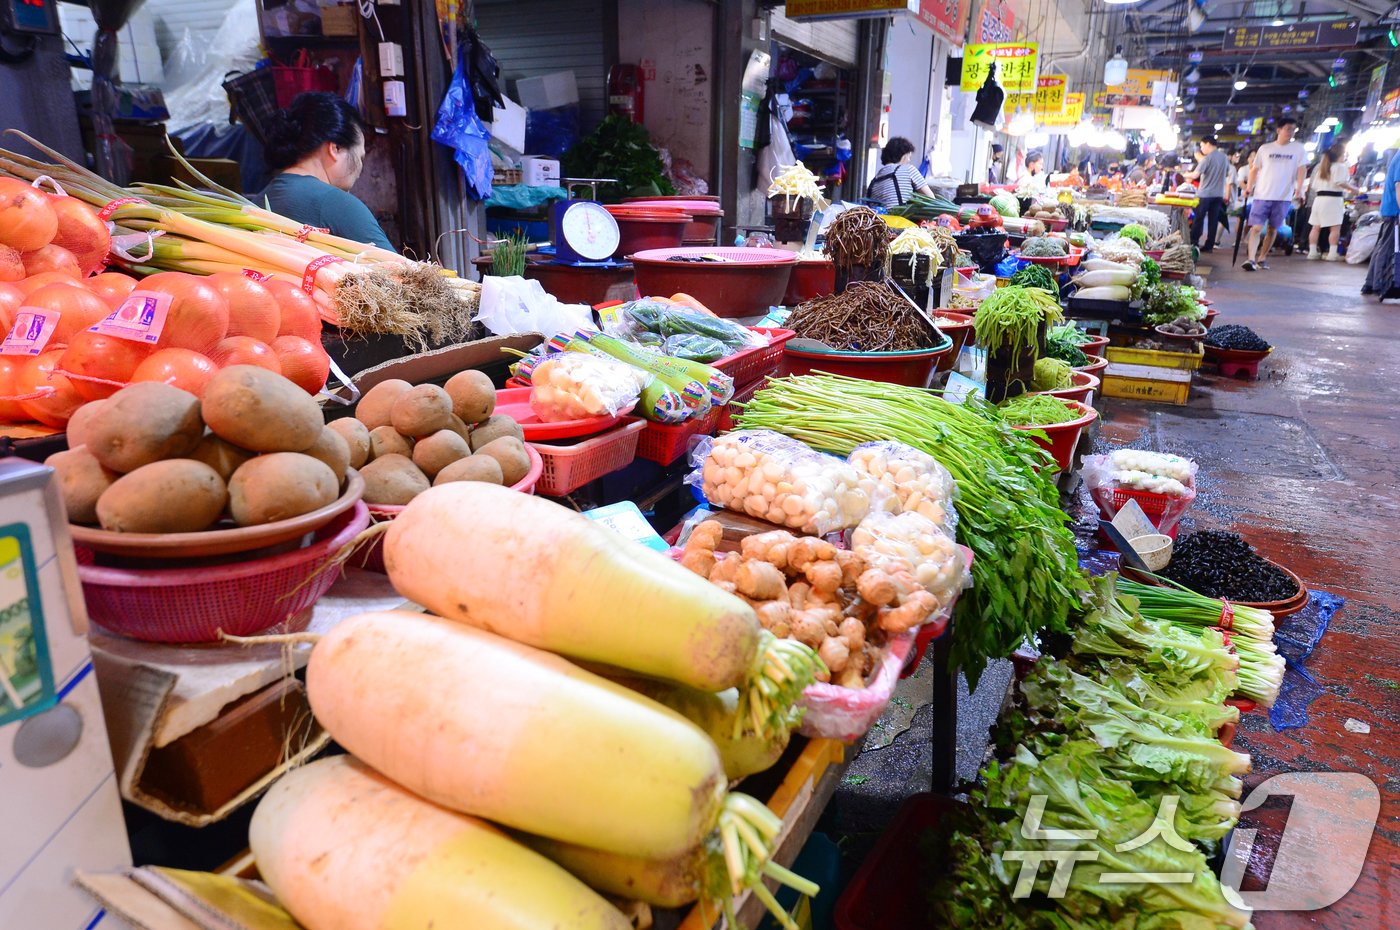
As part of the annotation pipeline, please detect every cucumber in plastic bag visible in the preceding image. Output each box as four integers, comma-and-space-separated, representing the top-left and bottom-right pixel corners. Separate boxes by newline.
663, 334, 728, 362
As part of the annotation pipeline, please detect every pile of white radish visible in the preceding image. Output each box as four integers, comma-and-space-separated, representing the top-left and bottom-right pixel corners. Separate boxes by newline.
697, 430, 871, 535
1072, 257, 1141, 302
529, 352, 649, 422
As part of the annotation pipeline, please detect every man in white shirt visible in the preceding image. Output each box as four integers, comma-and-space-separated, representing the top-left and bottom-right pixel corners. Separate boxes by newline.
1242, 118, 1308, 271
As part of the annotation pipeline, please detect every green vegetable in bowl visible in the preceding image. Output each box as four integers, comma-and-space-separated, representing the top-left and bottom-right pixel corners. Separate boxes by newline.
1140, 283, 1204, 327
997, 392, 1078, 426
1118, 223, 1150, 246
1021, 236, 1068, 258
1031, 357, 1074, 391
1010, 264, 1059, 295
973, 286, 1064, 362
989, 192, 1021, 218
1045, 325, 1091, 367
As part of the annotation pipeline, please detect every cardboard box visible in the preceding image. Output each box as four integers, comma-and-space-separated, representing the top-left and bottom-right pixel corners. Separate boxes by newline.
320, 4, 358, 36
521, 156, 561, 187
1101, 362, 1191, 405
490, 95, 527, 159
516, 71, 579, 110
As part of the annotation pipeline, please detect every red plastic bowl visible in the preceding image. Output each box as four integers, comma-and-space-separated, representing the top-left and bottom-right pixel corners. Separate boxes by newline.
782, 258, 836, 305
623, 197, 723, 245
779, 341, 954, 388
1010, 399, 1097, 472
1080, 333, 1111, 353
523, 261, 635, 306
1075, 353, 1109, 379
1202, 307, 1220, 329
629, 247, 796, 318
1038, 369, 1100, 404
932, 311, 974, 369
610, 214, 688, 260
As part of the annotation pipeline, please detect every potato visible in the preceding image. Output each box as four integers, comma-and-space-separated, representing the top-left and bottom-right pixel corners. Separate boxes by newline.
445, 370, 496, 424
355, 379, 411, 430
444, 413, 473, 445
433, 454, 503, 486
474, 436, 530, 486
45, 447, 117, 524
411, 429, 471, 479
390, 384, 454, 437
65, 399, 106, 451
305, 426, 351, 483
327, 417, 371, 469
96, 460, 227, 533
228, 453, 340, 525
189, 433, 256, 482
469, 414, 524, 451
202, 365, 323, 453
360, 454, 429, 505
85, 381, 203, 473
369, 425, 413, 460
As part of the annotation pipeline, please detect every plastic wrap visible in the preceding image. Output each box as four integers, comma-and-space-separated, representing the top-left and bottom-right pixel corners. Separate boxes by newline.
688, 430, 871, 535
609, 299, 767, 351
949, 273, 996, 310
662, 333, 729, 362
848, 441, 959, 535
528, 353, 649, 422
850, 511, 970, 619
1083, 452, 1199, 532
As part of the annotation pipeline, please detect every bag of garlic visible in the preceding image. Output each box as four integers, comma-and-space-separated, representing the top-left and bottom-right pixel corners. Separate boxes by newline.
1082, 450, 1198, 498
847, 441, 960, 535
849, 510, 971, 629
688, 430, 872, 535
528, 353, 651, 422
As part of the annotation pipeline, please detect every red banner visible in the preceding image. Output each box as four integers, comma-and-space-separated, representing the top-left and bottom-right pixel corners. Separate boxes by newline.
918, 0, 970, 45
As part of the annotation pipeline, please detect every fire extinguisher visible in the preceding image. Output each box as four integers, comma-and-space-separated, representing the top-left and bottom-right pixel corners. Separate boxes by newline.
608, 64, 644, 124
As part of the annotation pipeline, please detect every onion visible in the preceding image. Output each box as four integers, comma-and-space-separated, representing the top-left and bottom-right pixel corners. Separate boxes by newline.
271, 335, 330, 394
21, 243, 81, 279
138, 272, 230, 355
0, 356, 29, 421
206, 272, 281, 343
86, 272, 139, 310
0, 178, 59, 252
211, 335, 282, 374
24, 283, 111, 343
47, 195, 111, 276
17, 271, 79, 295
131, 348, 219, 397
0, 245, 23, 282
17, 348, 84, 426
266, 279, 323, 341
0, 282, 23, 334
59, 331, 155, 401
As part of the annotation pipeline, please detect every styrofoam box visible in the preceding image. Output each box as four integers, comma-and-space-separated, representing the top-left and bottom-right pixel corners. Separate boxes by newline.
515, 71, 579, 110
521, 156, 560, 187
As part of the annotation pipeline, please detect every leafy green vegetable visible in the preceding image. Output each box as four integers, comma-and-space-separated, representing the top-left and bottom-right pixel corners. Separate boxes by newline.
1045, 324, 1091, 366
1118, 223, 1150, 246
561, 115, 675, 202
1029, 357, 1073, 391
990, 192, 1021, 218
1140, 282, 1204, 327
997, 392, 1077, 425
1010, 263, 1060, 295
973, 286, 1064, 363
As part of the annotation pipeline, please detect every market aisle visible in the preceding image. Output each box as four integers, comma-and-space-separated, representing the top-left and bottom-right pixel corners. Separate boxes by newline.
1099, 250, 1400, 929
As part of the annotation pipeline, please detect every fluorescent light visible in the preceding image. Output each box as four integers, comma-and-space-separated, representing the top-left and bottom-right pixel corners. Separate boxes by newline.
1234, 79, 1248, 90
1214, 122, 1224, 130
1104, 49, 1129, 86
1271, 17, 1285, 25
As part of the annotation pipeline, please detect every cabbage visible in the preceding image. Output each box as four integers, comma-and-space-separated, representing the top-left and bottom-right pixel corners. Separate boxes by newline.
989, 192, 1021, 218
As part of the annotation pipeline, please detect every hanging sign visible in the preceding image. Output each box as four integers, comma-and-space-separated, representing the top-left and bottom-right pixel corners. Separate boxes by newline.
977, 0, 1015, 43
1094, 91, 1147, 108
1223, 20, 1359, 51
1040, 92, 1084, 128
1035, 75, 1067, 113
1381, 88, 1400, 120
1115, 69, 1173, 98
960, 42, 1038, 92
917, 0, 970, 44
786, 0, 919, 17
1364, 64, 1387, 125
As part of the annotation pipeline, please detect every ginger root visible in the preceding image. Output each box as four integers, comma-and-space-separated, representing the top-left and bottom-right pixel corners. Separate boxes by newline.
708, 555, 741, 586
755, 599, 792, 633
835, 548, 869, 587
838, 616, 867, 652
680, 547, 716, 578
878, 590, 939, 633
740, 530, 797, 570
787, 581, 812, 610
736, 560, 788, 601
856, 568, 898, 607
805, 559, 843, 598
836, 664, 866, 689
680, 519, 723, 578
818, 636, 850, 674
788, 536, 837, 572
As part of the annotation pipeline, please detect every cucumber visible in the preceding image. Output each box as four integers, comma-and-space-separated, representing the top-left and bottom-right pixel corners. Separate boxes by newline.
574, 332, 720, 410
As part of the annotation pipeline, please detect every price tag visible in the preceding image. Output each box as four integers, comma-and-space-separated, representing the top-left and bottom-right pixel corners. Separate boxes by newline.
1111, 498, 1159, 541
89, 291, 172, 344
943, 371, 985, 405
1, 309, 60, 356
242, 269, 273, 282
583, 501, 669, 551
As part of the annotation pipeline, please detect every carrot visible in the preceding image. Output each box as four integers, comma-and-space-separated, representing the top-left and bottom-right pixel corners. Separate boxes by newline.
250, 755, 631, 930
669, 292, 717, 316
382, 484, 822, 739
305, 611, 816, 926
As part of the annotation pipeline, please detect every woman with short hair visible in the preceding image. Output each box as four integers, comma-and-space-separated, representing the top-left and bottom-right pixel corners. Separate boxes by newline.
866, 137, 934, 208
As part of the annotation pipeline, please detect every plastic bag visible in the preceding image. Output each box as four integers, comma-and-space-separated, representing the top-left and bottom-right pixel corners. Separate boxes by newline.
949, 272, 996, 310
477, 276, 593, 339
663, 333, 728, 362
432, 43, 495, 199
529, 353, 649, 422
850, 510, 970, 620
1084, 449, 1197, 496
612, 300, 766, 351
688, 430, 870, 535
848, 441, 959, 535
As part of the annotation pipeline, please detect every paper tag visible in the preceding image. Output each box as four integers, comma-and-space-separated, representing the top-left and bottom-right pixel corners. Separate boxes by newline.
98, 197, 142, 222
1111, 498, 1159, 540
1219, 601, 1234, 631
90, 291, 172, 344
242, 269, 272, 282
302, 254, 344, 293
1, 309, 60, 356
583, 501, 669, 552
943, 371, 985, 404
595, 304, 625, 329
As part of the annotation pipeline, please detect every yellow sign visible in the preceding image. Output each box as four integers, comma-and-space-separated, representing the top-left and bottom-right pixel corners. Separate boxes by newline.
960, 42, 1039, 93
785, 0, 919, 15
1040, 92, 1084, 127
1113, 68, 1172, 98
1035, 75, 1067, 114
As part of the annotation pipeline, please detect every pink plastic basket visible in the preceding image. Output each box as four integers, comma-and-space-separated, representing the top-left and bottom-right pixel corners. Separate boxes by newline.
718, 378, 765, 432
1090, 483, 1197, 534
531, 417, 646, 496
76, 503, 370, 644
637, 407, 721, 465
712, 327, 796, 388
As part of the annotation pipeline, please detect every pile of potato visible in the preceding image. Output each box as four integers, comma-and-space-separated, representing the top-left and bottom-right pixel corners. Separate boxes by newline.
339, 372, 530, 507
49, 366, 353, 533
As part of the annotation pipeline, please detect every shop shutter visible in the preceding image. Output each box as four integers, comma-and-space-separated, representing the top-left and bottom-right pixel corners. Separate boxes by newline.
769, 10, 860, 68
142, 0, 238, 60
473, 0, 610, 129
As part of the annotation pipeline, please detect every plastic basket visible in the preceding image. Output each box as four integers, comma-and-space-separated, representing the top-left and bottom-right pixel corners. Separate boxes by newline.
637, 406, 721, 465
271, 65, 338, 108
531, 417, 646, 496
712, 327, 795, 388
1090, 483, 1197, 534
76, 503, 370, 644
718, 377, 765, 431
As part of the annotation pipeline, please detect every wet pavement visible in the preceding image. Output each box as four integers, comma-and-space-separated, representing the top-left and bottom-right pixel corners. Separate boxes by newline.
822, 250, 1399, 926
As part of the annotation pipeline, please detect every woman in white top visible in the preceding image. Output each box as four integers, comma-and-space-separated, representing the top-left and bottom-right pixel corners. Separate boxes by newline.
1307, 141, 1359, 261
866, 137, 934, 208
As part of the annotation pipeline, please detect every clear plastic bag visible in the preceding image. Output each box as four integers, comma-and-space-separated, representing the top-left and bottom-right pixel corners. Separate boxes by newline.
850, 510, 970, 623
1083, 450, 1197, 497
688, 430, 871, 535
608, 299, 766, 351
949, 272, 997, 310
528, 353, 649, 422
847, 441, 959, 535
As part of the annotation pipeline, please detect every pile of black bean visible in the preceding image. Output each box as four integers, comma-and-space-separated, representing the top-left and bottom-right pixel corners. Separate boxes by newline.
1160, 530, 1299, 602
1204, 324, 1271, 352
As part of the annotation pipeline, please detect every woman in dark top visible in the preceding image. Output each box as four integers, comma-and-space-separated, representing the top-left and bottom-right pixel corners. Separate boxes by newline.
260, 93, 394, 250
866, 137, 935, 208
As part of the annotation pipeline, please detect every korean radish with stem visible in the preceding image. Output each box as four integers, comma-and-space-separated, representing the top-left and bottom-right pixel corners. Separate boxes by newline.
382, 483, 822, 738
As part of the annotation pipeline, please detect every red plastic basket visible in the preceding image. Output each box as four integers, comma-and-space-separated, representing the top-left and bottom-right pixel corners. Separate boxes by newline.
637, 406, 721, 465
1090, 483, 1197, 534
712, 327, 795, 388
531, 417, 646, 496
76, 503, 370, 644
718, 377, 765, 432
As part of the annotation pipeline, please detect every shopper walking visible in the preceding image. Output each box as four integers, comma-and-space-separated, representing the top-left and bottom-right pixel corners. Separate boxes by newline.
1362, 145, 1400, 296
1306, 141, 1358, 261
867, 137, 935, 208
1242, 119, 1307, 271
1185, 135, 1230, 252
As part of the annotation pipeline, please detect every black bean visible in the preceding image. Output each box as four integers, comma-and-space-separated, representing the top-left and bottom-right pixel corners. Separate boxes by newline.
1160, 530, 1298, 602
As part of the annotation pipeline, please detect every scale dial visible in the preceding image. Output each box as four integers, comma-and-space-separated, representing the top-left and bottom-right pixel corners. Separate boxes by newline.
558, 201, 620, 262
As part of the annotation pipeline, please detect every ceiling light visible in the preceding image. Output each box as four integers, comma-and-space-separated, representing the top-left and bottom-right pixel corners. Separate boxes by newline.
1184, 67, 1200, 84
1234, 79, 1248, 90
1103, 0, 1144, 6
1271, 18, 1285, 26
1104, 47, 1129, 86
1214, 122, 1224, 130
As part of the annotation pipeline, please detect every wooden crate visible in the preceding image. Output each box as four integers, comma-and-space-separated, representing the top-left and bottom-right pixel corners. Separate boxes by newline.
1101, 363, 1191, 405
1105, 344, 1203, 371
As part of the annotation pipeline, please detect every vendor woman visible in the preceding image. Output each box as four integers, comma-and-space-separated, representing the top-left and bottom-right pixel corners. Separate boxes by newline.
261, 92, 394, 250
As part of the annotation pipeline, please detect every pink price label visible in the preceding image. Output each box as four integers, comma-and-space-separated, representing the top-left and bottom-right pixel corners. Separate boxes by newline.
90, 290, 173, 344
98, 197, 142, 222
242, 269, 272, 282
301, 254, 344, 293
1, 309, 61, 356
